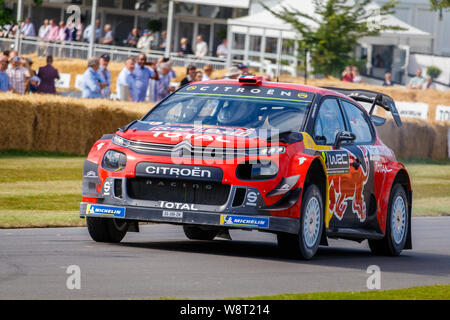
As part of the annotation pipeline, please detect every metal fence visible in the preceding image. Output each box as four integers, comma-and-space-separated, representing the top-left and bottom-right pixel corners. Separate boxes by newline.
0, 36, 229, 70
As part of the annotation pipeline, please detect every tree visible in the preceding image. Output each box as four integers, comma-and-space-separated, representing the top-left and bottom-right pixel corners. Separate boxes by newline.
263, 0, 402, 77
430, 0, 450, 10
426, 65, 442, 79
0, 0, 42, 28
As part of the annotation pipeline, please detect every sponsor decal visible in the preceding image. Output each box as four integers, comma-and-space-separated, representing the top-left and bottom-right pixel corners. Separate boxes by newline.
86, 204, 125, 218
103, 181, 111, 195
177, 84, 315, 102
435, 105, 450, 122
396, 101, 428, 120
245, 191, 258, 206
145, 165, 211, 178
145, 124, 259, 141
162, 210, 183, 219
328, 146, 370, 222
160, 201, 198, 211
321, 150, 350, 175
375, 163, 392, 173
220, 215, 269, 228
96, 142, 105, 151
298, 157, 307, 165
85, 171, 97, 178
136, 162, 223, 182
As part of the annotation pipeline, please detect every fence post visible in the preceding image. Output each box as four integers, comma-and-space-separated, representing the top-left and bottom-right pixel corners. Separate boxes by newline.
14, 0, 24, 54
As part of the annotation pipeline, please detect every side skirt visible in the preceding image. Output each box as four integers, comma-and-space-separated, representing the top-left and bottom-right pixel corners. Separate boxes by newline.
326, 228, 384, 243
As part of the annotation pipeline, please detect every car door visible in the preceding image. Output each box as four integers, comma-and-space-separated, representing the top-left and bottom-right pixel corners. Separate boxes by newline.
312, 98, 355, 228
339, 99, 377, 231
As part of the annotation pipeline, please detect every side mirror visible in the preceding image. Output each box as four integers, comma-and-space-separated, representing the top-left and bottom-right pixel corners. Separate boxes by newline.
334, 131, 356, 149
370, 115, 386, 126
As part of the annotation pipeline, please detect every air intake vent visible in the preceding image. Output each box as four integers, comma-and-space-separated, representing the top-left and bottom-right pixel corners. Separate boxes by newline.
232, 188, 246, 207
114, 179, 123, 198
127, 178, 230, 205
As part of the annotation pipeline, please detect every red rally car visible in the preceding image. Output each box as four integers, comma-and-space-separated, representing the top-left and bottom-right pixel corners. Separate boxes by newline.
80, 76, 412, 260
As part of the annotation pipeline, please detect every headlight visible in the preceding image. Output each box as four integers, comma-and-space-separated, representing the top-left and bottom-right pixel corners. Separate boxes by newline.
237, 161, 278, 180
102, 150, 127, 172
258, 146, 285, 156
112, 135, 130, 148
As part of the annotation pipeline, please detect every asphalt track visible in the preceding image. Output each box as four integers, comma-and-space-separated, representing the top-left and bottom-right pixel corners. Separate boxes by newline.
0, 217, 449, 299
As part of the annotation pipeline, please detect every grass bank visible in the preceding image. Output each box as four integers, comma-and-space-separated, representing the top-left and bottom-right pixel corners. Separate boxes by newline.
226, 284, 450, 300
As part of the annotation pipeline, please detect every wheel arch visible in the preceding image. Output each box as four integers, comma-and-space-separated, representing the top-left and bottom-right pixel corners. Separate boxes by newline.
391, 168, 413, 250
303, 157, 329, 245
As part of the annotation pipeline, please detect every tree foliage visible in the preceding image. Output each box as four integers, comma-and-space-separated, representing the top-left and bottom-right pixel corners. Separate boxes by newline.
263, 0, 402, 77
0, 0, 42, 28
426, 65, 442, 79
430, 0, 450, 10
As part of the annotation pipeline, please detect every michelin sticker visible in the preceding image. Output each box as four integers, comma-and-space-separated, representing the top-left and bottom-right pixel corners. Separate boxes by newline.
220, 215, 269, 228
86, 204, 125, 218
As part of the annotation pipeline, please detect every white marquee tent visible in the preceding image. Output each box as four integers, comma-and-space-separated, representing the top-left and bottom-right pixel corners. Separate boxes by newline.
227, 0, 432, 79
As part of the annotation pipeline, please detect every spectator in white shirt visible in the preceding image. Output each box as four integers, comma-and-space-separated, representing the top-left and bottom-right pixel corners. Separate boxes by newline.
352, 66, 362, 83
137, 30, 153, 52
202, 65, 214, 81
38, 19, 50, 40
195, 35, 208, 59
7, 56, 30, 95
83, 19, 101, 43
21, 18, 36, 37
216, 38, 227, 60
37, 19, 51, 56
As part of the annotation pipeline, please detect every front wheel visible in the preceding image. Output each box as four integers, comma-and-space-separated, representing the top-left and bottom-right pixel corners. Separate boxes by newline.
277, 184, 324, 260
86, 217, 128, 243
369, 184, 409, 256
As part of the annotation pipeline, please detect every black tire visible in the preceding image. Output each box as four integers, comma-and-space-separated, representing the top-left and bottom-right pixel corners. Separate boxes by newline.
86, 217, 128, 243
277, 184, 324, 260
369, 184, 409, 256
183, 225, 218, 240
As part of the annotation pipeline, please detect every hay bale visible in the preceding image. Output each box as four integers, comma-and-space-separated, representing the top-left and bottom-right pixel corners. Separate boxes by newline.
377, 118, 449, 160
0, 93, 35, 151
86, 104, 143, 153
430, 121, 449, 160
32, 95, 90, 154
1, 91, 448, 159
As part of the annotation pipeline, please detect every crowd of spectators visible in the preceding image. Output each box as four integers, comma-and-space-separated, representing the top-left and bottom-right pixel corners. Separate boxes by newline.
341, 64, 437, 90
341, 65, 362, 84
0, 46, 259, 104
0, 50, 60, 95
1, 18, 229, 60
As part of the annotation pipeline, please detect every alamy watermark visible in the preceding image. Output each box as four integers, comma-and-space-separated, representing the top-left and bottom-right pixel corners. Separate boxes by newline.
66, 265, 81, 290
366, 265, 381, 290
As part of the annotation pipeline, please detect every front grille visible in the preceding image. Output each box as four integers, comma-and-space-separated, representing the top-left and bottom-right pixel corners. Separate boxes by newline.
126, 140, 259, 159
127, 178, 231, 205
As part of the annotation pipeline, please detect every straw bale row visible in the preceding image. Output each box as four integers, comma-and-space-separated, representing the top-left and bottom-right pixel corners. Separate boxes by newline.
0, 93, 448, 159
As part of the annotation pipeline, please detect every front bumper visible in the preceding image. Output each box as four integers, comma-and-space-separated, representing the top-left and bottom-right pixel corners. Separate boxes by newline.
79, 202, 300, 234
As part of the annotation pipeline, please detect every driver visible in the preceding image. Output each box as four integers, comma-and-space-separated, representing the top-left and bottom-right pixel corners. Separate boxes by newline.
217, 101, 258, 127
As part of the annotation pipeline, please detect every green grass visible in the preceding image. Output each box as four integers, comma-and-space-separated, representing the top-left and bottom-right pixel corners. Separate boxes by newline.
227, 284, 450, 300
0, 150, 448, 228
404, 161, 450, 216
0, 151, 84, 227
0, 210, 85, 228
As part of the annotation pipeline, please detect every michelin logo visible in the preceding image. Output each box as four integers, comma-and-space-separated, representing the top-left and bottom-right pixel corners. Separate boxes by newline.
220, 215, 269, 228
86, 204, 125, 218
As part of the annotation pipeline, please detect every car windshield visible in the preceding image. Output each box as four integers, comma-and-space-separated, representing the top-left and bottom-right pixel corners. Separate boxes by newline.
143, 84, 314, 132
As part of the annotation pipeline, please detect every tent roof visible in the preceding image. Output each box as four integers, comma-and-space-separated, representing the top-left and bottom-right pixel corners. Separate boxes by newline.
228, 0, 431, 39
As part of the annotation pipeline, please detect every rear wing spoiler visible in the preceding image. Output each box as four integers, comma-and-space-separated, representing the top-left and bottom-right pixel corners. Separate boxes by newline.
322, 87, 402, 127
